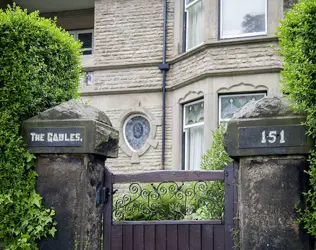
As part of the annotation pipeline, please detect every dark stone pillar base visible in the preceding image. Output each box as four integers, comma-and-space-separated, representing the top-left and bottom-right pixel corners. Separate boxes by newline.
36, 154, 104, 250
239, 156, 308, 250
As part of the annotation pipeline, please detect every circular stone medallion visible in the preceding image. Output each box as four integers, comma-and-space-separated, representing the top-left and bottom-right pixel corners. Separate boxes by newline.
124, 115, 151, 151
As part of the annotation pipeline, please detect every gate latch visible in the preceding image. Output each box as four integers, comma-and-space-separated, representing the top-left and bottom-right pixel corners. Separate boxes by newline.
96, 185, 110, 205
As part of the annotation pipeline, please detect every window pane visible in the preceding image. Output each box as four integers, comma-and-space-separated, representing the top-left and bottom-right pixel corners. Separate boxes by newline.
186, 0, 204, 50
186, 0, 195, 5
124, 116, 151, 151
221, 0, 266, 38
220, 94, 265, 121
185, 125, 204, 170
184, 100, 204, 127
82, 50, 92, 55
78, 32, 92, 49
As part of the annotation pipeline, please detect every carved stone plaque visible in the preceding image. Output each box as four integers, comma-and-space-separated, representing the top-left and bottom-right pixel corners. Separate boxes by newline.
239, 125, 307, 149
27, 128, 84, 147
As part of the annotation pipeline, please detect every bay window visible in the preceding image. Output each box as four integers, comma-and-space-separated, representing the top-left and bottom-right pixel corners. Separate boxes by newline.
219, 93, 266, 123
183, 99, 204, 170
185, 0, 204, 50
220, 0, 267, 39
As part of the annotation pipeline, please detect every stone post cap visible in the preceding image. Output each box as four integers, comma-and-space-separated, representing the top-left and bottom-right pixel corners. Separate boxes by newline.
225, 96, 314, 158
22, 100, 119, 158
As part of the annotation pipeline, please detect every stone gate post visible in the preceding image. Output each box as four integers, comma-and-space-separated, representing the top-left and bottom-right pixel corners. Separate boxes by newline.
22, 100, 119, 250
225, 97, 313, 250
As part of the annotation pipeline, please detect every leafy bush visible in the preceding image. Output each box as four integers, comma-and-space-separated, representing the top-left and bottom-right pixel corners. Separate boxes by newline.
194, 124, 232, 220
278, 0, 316, 237
200, 124, 232, 171
186, 181, 224, 220
0, 5, 81, 249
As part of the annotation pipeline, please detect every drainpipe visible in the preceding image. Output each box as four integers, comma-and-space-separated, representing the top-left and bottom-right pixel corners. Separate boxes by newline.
158, 0, 169, 168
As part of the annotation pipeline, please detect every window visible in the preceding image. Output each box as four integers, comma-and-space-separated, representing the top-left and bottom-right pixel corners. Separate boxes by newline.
185, 0, 204, 50
123, 115, 151, 152
219, 93, 266, 123
68, 29, 93, 55
183, 99, 204, 170
220, 0, 267, 39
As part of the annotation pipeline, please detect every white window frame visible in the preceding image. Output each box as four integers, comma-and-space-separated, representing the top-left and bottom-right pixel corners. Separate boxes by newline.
68, 29, 94, 55
218, 92, 267, 123
185, 0, 204, 51
183, 99, 204, 170
220, 0, 268, 39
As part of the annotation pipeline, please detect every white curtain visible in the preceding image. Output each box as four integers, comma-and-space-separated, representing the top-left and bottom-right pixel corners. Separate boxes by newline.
185, 125, 204, 170
186, 0, 204, 50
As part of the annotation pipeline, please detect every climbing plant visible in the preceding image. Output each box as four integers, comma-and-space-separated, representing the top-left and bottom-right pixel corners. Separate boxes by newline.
0, 5, 81, 249
278, 0, 316, 237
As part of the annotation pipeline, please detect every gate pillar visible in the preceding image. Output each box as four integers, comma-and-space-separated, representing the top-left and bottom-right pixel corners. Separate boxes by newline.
22, 100, 119, 250
225, 97, 313, 250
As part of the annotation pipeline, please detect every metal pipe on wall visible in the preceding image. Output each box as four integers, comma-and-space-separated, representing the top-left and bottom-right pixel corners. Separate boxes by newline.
158, 0, 169, 168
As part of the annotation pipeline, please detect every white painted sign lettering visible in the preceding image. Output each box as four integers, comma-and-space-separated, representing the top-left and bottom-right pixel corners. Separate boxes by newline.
261, 130, 285, 144
28, 128, 84, 147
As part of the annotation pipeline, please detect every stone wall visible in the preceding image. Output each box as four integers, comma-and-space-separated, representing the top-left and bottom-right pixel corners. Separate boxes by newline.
168, 40, 281, 88
94, 0, 175, 65
93, 66, 162, 91
84, 40, 281, 92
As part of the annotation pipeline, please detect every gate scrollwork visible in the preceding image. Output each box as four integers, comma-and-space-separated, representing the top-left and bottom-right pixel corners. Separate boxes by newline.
113, 181, 224, 221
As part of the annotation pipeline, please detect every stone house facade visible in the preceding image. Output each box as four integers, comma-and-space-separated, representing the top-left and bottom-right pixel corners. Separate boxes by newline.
5, 0, 296, 173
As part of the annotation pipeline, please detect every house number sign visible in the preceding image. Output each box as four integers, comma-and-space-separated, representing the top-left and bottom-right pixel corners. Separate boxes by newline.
27, 127, 84, 147
238, 125, 307, 149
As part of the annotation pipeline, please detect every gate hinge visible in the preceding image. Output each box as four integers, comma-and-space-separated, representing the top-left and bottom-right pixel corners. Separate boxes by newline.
96, 185, 110, 205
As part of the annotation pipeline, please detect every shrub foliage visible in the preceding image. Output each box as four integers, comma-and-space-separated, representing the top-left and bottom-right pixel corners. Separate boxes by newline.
200, 124, 232, 171
198, 124, 232, 220
278, 0, 316, 237
0, 6, 81, 249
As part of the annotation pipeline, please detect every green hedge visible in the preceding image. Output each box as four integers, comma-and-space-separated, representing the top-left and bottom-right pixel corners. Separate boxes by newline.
0, 6, 81, 249
278, 0, 316, 237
